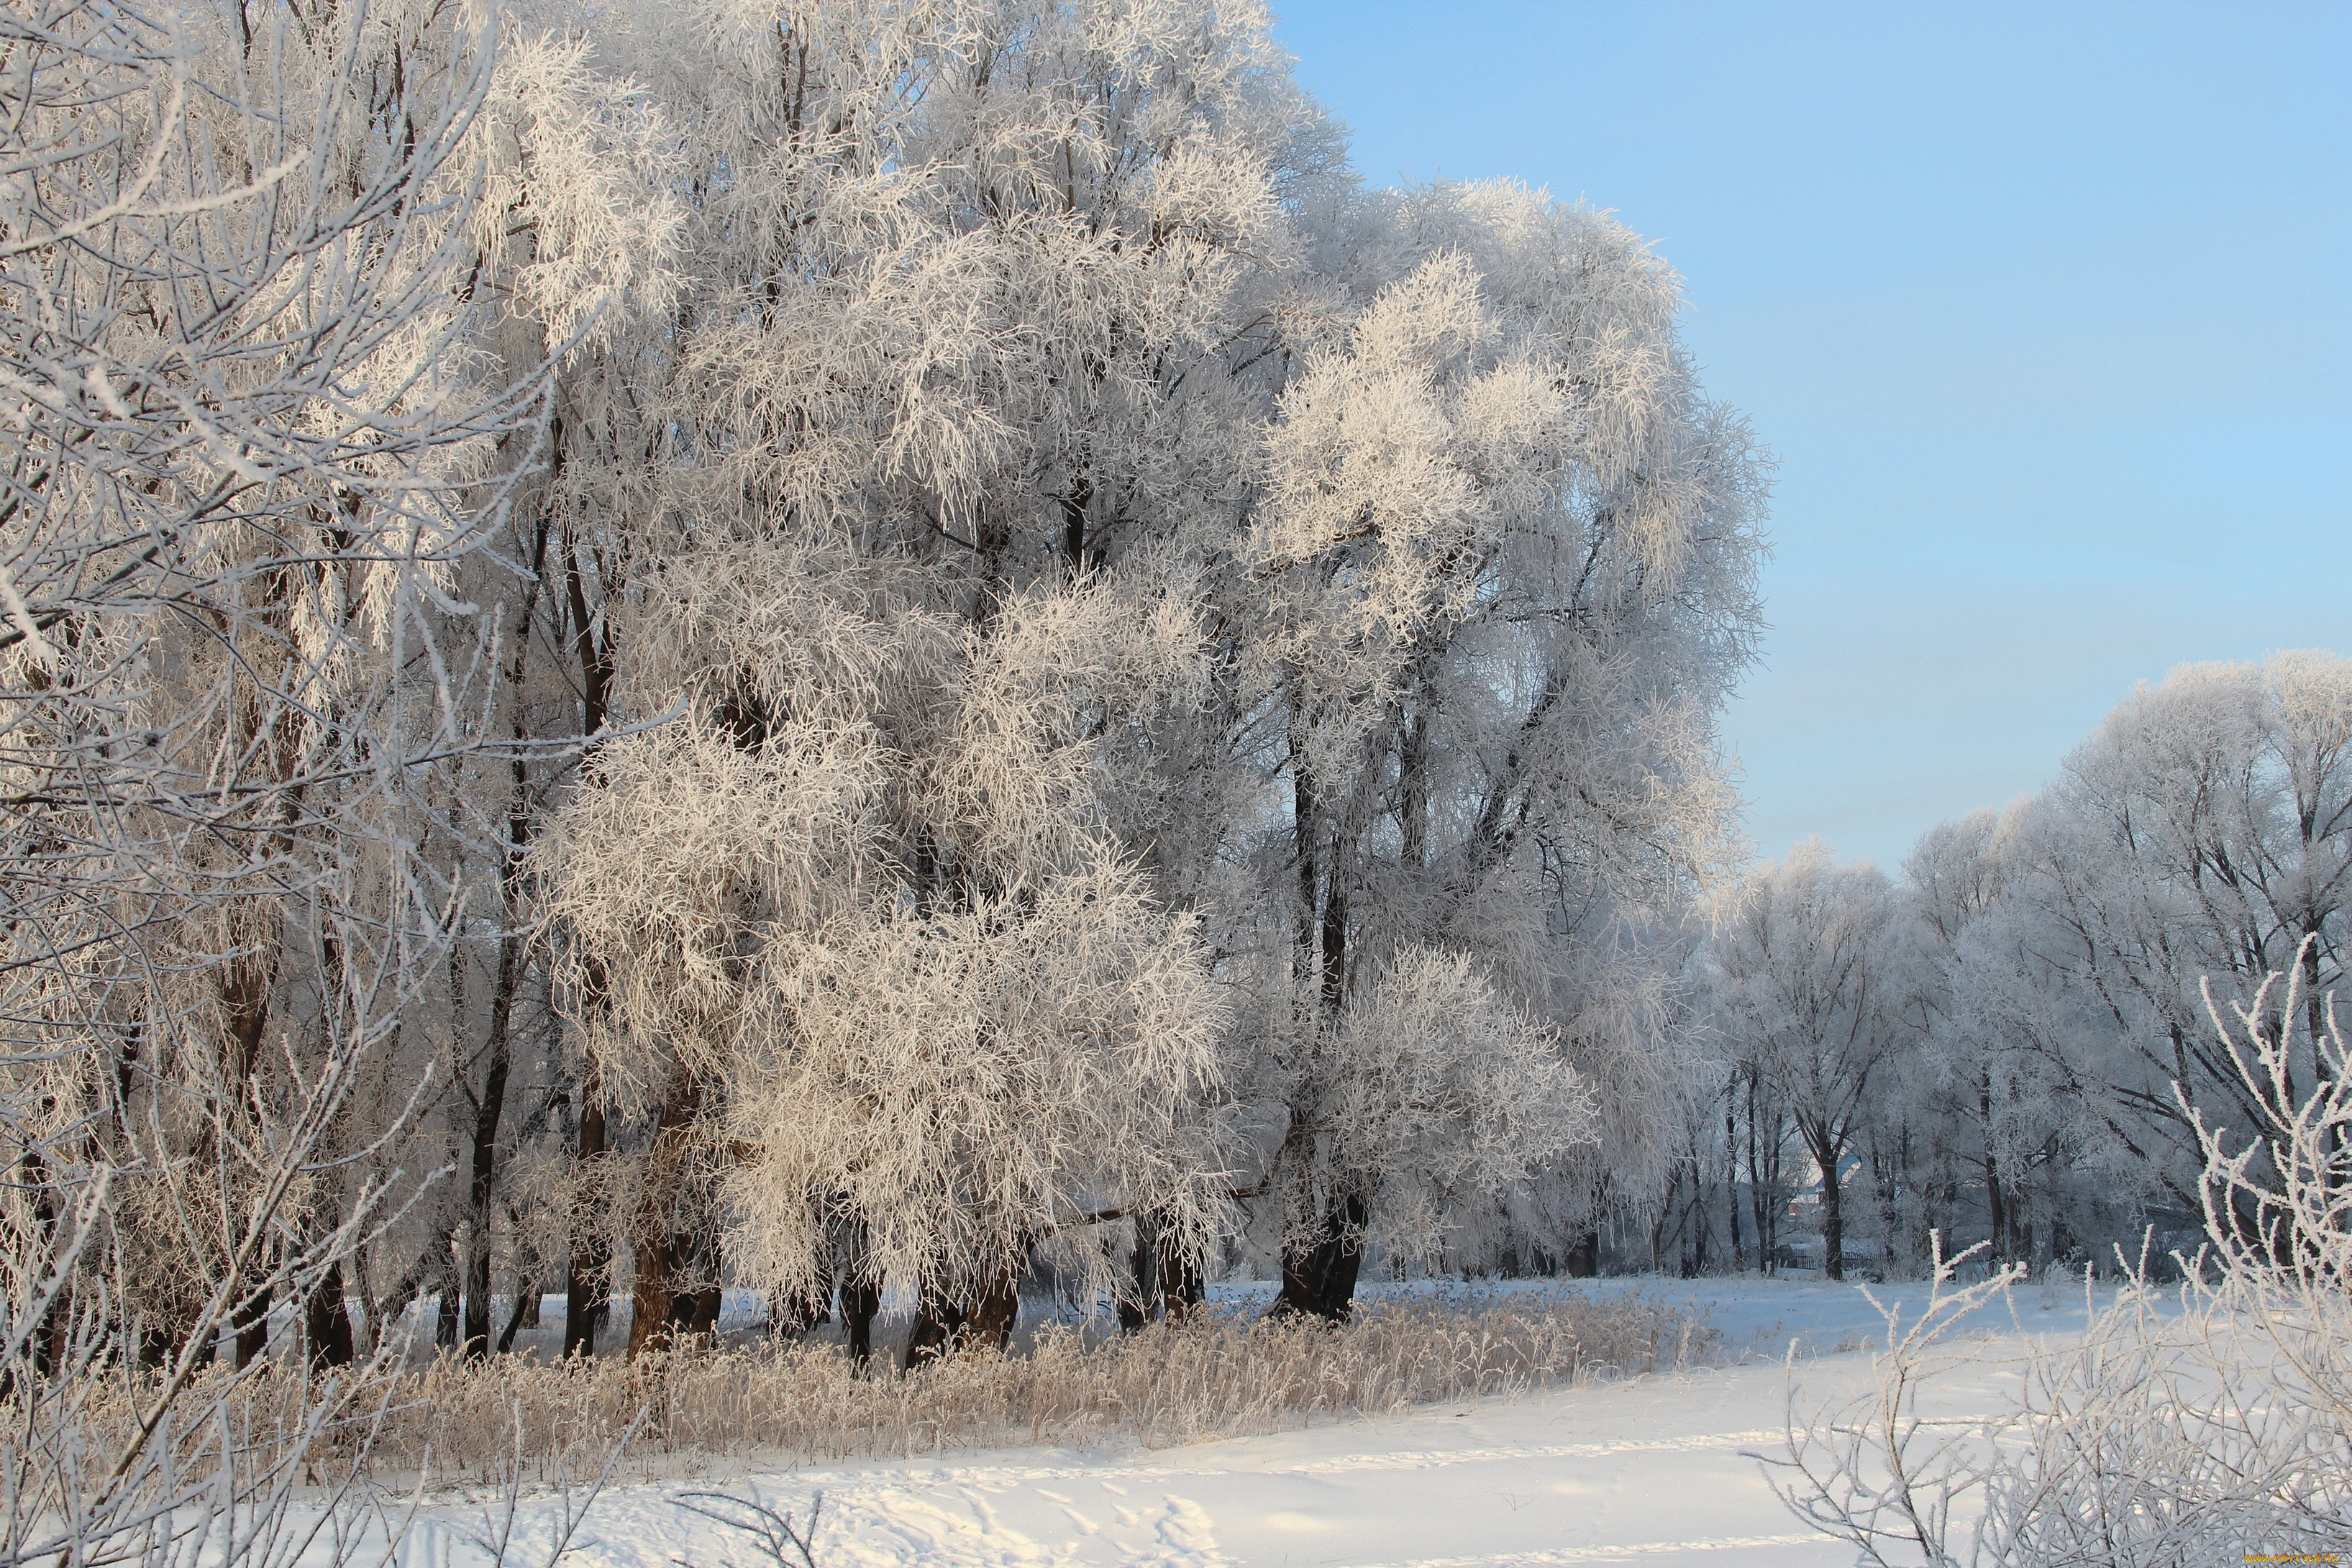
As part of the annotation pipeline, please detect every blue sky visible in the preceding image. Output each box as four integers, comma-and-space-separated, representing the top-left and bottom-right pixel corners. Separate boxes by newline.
1267, 1, 2351, 873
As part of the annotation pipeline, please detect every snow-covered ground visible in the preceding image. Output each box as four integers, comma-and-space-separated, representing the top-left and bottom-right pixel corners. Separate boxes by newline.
406, 1276, 2116, 1568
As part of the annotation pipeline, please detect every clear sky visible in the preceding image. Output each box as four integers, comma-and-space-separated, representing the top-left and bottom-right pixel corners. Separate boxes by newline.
1266, 1, 2351, 874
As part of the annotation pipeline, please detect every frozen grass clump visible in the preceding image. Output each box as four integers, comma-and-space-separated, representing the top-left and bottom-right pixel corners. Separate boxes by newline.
311, 1286, 1715, 1489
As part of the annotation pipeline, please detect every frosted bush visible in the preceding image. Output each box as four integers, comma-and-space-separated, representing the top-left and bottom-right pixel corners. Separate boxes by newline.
1774, 946, 2352, 1565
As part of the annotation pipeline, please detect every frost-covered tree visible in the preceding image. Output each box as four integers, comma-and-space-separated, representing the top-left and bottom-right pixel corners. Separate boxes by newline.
1902, 811, 2016, 1261
1, 0, 1770, 1384
525, 0, 1334, 1360
1234, 183, 1765, 1313
1703, 842, 1921, 1280
1861, 652, 2352, 1272
1257, 945, 1600, 1308
0, 0, 573, 1554
422, 16, 684, 1362
509, 29, 1768, 1334
0, 0, 568, 1350
1902, 806, 2120, 1268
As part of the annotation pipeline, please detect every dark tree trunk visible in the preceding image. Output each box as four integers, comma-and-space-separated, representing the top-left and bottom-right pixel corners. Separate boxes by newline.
463, 514, 546, 1360
233, 1277, 273, 1369
1726, 1098, 1746, 1270
1649, 1165, 1681, 1272
842, 1277, 880, 1366
1293, 760, 1322, 970
903, 1274, 965, 1369
837, 1216, 880, 1366
1814, 1134, 1847, 1282
562, 1053, 609, 1358
1119, 1213, 1162, 1333
625, 1060, 702, 1359
1159, 1240, 1204, 1321
1400, 702, 1430, 870
965, 1271, 1017, 1353
628, 1228, 675, 1359
460, 1017, 514, 1358
561, 507, 617, 1360
1746, 1077, 1765, 1267
1985, 1157, 2009, 1265
41, 1288, 69, 1382
304, 1259, 355, 1369
1320, 885, 1348, 1012
1272, 1192, 1367, 1321
1748, 1081, 1779, 1271
1058, 473, 1099, 573
1689, 1155, 1710, 1277
461, 832, 528, 1357
674, 1277, 722, 1340
663, 1225, 723, 1344
903, 1264, 1018, 1367
1980, 1075, 2011, 1266
495, 1282, 534, 1354
1562, 1229, 1600, 1279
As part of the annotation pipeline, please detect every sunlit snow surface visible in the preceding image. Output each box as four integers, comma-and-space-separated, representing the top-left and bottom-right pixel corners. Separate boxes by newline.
398, 1275, 2120, 1568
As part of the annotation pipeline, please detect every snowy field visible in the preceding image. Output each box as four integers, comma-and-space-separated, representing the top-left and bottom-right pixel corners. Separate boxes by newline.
398, 1276, 2118, 1568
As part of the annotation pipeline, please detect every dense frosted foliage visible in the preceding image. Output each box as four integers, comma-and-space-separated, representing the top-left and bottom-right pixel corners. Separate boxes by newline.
9, 9, 2348, 1568
484, 0, 1774, 1344
0, 1, 575, 1561
1, 0, 1772, 1472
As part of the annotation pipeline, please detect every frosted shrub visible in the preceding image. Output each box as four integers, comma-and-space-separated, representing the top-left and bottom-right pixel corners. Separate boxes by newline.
1774, 947, 2352, 1565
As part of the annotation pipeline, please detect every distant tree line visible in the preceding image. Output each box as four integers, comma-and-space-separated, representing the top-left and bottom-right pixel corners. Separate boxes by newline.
1674, 652, 2351, 1281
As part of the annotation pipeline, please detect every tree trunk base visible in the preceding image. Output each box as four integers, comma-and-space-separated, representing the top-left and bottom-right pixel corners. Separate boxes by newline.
903, 1280, 963, 1369
906, 1270, 1018, 1368
1270, 1195, 1366, 1322
304, 1262, 356, 1369
843, 1278, 880, 1367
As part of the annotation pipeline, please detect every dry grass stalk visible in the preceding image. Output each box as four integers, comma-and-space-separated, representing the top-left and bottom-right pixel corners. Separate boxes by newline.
123, 1288, 1710, 1491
